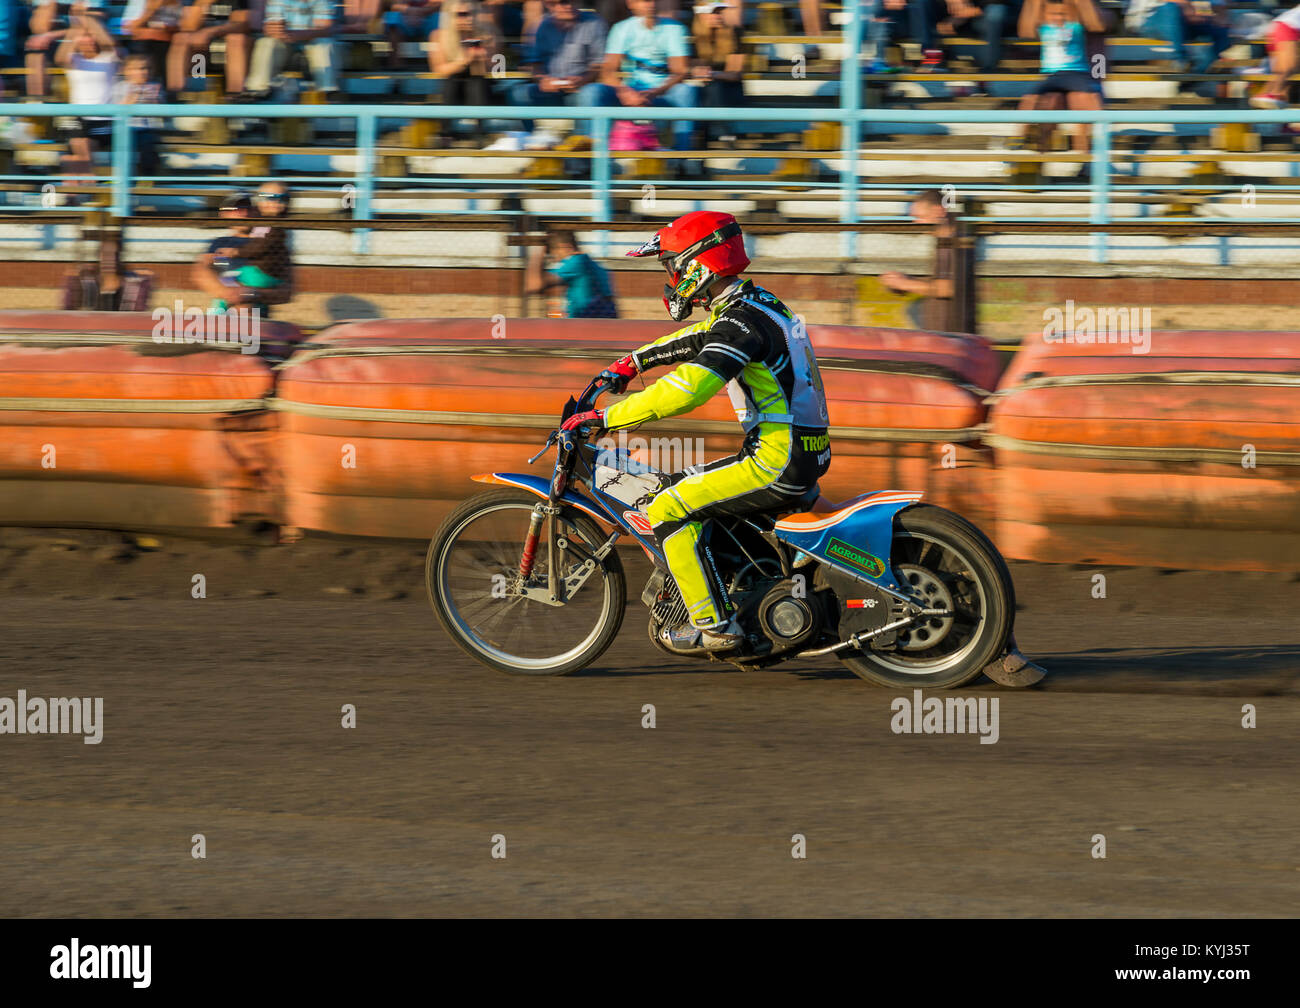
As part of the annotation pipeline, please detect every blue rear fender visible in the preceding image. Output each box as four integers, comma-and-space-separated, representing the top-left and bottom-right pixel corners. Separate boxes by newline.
773, 492, 925, 592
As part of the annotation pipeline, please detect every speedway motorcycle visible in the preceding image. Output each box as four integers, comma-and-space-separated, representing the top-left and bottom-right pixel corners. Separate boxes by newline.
427, 376, 1044, 689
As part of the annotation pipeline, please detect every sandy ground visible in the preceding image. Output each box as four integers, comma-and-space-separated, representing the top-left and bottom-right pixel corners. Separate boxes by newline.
0, 527, 1297, 917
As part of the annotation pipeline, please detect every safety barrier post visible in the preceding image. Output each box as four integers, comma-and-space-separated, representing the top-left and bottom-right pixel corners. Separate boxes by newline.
353, 111, 377, 255
840, 0, 864, 260
1089, 118, 1111, 264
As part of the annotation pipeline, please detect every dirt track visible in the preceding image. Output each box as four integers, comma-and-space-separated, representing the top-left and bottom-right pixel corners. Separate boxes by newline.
1, 529, 1298, 917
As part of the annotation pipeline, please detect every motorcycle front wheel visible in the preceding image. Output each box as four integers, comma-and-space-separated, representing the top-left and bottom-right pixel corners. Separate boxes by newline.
427, 489, 626, 676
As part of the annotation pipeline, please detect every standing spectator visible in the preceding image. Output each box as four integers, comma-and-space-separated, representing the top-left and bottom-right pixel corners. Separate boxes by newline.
26, 1, 106, 99
691, 1, 747, 139
118, 0, 185, 88
525, 229, 619, 318
878, 189, 977, 334
1124, 0, 1232, 75
383, 0, 440, 69
589, 0, 695, 151
431, 0, 500, 105
1016, 0, 1106, 179
112, 53, 163, 176
511, 0, 607, 137
239, 0, 340, 101
1250, 3, 1300, 107
167, 0, 264, 98
56, 12, 118, 173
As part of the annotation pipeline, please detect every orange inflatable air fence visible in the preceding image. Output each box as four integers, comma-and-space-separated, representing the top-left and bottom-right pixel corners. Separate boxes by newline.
989, 331, 1300, 571
0, 311, 295, 532
277, 319, 1000, 538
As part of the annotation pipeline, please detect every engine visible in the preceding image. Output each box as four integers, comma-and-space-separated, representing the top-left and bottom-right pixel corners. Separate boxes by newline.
755, 578, 826, 654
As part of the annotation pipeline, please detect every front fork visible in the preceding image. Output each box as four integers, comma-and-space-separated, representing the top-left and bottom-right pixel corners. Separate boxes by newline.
518, 502, 563, 602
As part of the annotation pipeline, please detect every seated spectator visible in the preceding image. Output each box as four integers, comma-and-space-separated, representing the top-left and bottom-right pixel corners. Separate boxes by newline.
383, 0, 441, 69
248, 181, 296, 304
1124, 0, 1232, 75
588, 0, 694, 151
908, 0, 1022, 75
239, 0, 340, 101
26, 1, 106, 100
112, 53, 163, 176
863, 0, 908, 74
525, 229, 619, 318
194, 190, 294, 314
167, 0, 264, 98
118, 0, 186, 88
1251, 3, 1299, 107
1016, 0, 1106, 179
1, 0, 20, 82
691, 1, 746, 140
344, 0, 384, 31
61, 228, 154, 310
511, 0, 606, 136
55, 13, 118, 173
430, 0, 500, 106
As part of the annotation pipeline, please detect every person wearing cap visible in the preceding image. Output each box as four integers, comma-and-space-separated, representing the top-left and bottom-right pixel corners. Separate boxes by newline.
690, 2, 746, 143
511, 0, 608, 139
192, 192, 276, 313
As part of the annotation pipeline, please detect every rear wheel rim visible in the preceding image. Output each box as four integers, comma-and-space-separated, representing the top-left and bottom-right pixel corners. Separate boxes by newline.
436, 502, 614, 671
868, 530, 988, 676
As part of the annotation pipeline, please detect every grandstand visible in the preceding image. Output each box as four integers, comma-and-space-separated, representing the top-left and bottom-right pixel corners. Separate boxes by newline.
0, 0, 1297, 338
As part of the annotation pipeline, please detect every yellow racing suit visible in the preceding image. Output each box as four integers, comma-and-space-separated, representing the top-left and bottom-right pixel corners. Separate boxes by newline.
602, 279, 832, 629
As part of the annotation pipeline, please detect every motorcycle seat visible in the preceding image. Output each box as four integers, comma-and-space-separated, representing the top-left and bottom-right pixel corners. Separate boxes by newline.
775, 491, 924, 530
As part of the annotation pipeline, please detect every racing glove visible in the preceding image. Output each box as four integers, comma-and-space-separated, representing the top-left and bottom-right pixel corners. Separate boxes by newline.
598, 354, 639, 395
561, 408, 605, 435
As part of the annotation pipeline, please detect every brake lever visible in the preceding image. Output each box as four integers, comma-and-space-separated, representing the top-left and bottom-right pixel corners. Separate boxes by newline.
528, 430, 558, 465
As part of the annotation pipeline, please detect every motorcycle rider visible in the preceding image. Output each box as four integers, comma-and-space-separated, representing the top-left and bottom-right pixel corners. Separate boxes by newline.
560, 211, 833, 653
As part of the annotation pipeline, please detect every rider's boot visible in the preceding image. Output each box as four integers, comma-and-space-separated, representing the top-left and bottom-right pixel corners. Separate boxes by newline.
660, 617, 743, 653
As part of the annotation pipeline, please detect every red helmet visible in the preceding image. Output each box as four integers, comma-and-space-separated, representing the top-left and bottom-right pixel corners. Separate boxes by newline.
627, 211, 750, 321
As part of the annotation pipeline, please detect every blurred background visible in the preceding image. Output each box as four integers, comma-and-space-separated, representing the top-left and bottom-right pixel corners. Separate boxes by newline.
0, 0, 1295, 342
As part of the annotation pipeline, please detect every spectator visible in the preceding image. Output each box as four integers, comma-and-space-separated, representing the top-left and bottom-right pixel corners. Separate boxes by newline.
1124, 0, 1232, 75
863, 0, 908, 74
193, 191, 291, 314
118, 0, 185, 88
0, 0, 20, 82
61, 227, 154, 310
247, 181, 296, 305
383, 0, 440, 70
1016, 0, 1106, 179
26, 1, 105, 100
944, 1, 1023, 78
589, 0, 695, 151
511, 0, 606, 137
908, 0, 1022, 75
525, 229, 619, 318
879, 189, 977, 334
691, 1, 747, 139
55, 12, 118, 173
1250, 3, 1299, 107
112, 52, 163, 176
167, 0, 264, 97
431, 0, 500, 106
239, 0, 340, 101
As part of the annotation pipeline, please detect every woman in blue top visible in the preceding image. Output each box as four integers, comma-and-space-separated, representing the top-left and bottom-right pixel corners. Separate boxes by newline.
1016, 0, 1109, 180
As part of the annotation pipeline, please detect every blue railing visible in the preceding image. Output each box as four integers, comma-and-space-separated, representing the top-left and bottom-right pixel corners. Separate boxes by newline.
1, 0, 1297, 264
